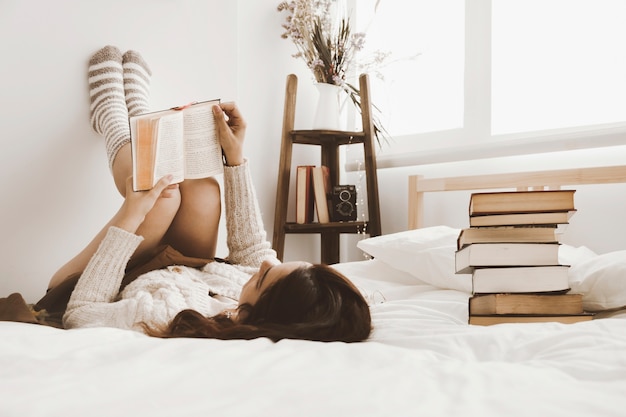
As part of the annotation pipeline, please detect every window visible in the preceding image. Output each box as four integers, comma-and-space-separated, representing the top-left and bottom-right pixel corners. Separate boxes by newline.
492, 0, 626, 135
351, 0, 626, 165
355, 0, 465, 137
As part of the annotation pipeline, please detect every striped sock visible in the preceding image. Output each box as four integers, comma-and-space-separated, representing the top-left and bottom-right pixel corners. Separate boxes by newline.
88, 45, 129, 169
122, 50, 152, 117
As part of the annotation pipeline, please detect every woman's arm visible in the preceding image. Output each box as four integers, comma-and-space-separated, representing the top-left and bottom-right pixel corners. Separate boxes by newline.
63, 176, 177, 328
213, 103, 276, 267
222, 162, 276, 267
63, 226, 143, 329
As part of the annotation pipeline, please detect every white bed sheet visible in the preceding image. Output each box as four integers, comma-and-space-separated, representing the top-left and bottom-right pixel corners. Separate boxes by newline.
1, 258, 625, 417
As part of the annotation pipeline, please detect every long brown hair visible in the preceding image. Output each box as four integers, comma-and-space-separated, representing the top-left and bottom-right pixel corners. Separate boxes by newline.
151, 264, 371, 342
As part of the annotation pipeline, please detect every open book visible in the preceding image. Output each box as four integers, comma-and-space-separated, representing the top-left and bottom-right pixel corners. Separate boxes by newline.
129, 99, 224, 191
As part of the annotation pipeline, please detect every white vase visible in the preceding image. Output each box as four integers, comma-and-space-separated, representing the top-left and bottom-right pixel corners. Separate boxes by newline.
313, 82, 343, 130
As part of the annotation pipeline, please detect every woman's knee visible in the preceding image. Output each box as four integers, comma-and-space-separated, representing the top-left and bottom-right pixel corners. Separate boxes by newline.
164, 177, 221, 258
150, 186, 182, 220
179, 177, 221, 213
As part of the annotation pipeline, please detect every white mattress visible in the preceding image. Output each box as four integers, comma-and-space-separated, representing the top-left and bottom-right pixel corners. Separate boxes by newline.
1, 258, 625, 417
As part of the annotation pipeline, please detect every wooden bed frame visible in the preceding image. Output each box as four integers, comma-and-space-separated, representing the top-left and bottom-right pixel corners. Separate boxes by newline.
408, 165, 626, 229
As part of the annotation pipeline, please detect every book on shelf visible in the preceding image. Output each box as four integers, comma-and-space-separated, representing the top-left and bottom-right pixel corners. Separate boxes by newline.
469, 189, 576, 216
295, 165, 315, 224
311, 165, 332, 223
469, 293, 583, 315
469, 313, 594, 326
129, 99, 223, 191
455, 243, 561, 274
469, 210, 576, 227
471, 265, 570, 293
457, 226, 559, 249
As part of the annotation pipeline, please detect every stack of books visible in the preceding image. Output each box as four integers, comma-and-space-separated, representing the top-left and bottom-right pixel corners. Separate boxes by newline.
454, 189, 593, 325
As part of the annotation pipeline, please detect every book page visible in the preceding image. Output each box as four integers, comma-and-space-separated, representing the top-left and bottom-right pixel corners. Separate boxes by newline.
182, 101, 224, 178
153, 113, 186, 185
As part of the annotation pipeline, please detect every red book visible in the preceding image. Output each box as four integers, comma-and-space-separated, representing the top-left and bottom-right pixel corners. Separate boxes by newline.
295, 165, 314, 224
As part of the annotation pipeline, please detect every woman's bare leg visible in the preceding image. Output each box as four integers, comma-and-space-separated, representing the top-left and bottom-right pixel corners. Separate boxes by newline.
48, 143, 182, 289
163, 177, 221, 259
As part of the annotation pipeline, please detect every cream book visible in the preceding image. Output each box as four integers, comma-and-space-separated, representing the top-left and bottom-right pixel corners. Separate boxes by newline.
471, 265, 570, 293
455, 242, 561, 274
129, 99, 223, 191
312, 165, 331, 223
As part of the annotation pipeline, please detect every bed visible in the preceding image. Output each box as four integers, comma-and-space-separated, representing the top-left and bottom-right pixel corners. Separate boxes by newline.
2, 165, 626, 417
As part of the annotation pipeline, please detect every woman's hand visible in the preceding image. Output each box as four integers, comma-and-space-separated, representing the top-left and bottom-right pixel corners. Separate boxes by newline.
213, 102, 246, 166
114, 175, 179, 233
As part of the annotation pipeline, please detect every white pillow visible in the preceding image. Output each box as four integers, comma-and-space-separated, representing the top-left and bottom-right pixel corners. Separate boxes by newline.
357, 226, 626, 310
568, 250, 626, 311
357, 226, 472, 293
558, 244, 598, 266
355, 226, 621, 293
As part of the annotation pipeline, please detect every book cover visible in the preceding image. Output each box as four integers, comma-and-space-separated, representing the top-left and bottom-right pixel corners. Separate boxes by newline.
296, 165, 315, 224
311, 166, 332, 223
457, 226, 559, 249
469, 293, 583, 315
455, 242, 561, 274
129, 99, 223, 191
469, 210, 576, 227
469, 190, 576, 216
469, 313, 594, 326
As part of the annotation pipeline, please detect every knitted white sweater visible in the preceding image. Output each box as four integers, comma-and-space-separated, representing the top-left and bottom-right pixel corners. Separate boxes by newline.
63, 162, 276, 332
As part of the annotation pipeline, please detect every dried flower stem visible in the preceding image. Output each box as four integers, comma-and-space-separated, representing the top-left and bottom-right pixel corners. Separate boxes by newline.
278, 0, 390, 147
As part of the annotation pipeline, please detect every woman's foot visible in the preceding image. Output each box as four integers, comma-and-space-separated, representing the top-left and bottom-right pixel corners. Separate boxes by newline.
122, 50, 152, 117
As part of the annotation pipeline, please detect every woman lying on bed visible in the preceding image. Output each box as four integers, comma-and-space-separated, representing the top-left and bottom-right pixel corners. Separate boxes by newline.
49, 46, 370, 343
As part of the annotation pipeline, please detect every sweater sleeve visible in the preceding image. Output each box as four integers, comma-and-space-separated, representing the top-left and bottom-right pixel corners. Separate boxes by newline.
223, 160, 277, 268
63, 226, 144, 329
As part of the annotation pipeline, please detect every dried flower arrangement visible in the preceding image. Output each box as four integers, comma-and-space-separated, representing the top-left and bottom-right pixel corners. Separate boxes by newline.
277, 0, 390, 146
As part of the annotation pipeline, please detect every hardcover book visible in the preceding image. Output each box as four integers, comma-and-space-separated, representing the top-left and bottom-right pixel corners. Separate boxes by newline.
295, 165, 315, 224
456, 226, 559, 249
469, 190, 576, 216
469, 211, 576, 227
129, 99, 223, 191
471, 265, 570, 293
455, 243, 561, 274
469, 313, 593, 326
469, 293, 583, 315
311, 165, 331, 223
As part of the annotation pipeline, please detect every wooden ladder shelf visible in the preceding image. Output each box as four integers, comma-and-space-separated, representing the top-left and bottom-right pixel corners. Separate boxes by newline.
272, 74, 382, 264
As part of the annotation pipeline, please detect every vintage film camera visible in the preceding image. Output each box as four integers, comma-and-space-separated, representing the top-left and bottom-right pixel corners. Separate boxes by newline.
331, 185, 357, 221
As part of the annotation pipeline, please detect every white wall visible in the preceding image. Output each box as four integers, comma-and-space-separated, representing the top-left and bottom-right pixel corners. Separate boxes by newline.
1, 0, 624, 302
0, 0, 330, 301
